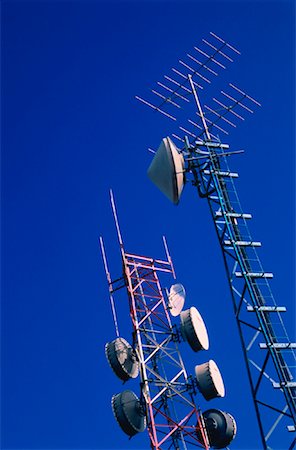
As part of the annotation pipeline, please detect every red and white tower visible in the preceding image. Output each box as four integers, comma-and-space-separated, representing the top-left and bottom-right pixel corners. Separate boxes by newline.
100, 191, 236, 450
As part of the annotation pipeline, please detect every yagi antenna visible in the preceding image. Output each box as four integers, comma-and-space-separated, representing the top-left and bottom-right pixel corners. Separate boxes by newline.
99, 236, 120, 338
136, 31, 260, 144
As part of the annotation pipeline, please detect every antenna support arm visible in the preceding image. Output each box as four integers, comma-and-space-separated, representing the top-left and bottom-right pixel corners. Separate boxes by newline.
188, 74, 211, 142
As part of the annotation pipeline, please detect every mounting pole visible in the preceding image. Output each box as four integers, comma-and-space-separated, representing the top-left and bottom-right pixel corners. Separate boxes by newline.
110, 189, 125, 259
99, 236, 120, 338
162, 236, 176, 279
188, 74, 211, 141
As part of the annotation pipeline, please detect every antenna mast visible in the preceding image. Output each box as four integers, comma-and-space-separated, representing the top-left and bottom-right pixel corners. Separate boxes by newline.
188, 74, 211, 142
136, 32, 296, 449
101, 193, 237, 450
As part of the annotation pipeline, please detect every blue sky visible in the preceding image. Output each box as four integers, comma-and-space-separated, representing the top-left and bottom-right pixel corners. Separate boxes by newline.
2, 1, 295, 449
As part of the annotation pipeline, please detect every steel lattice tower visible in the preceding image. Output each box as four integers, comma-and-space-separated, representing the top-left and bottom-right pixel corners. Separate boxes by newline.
136, 32, 296, 449
183, 132, 296, 449
100, 192, 237, 450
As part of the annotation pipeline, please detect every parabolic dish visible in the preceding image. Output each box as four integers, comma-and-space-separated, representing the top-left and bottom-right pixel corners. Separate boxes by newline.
195, 360, 225, 400
199, 409, 237, 449
180, 307, 209, 352
112, 390, 146, 437
168, 283, 186, 316
147, 136, 185, 205
105, 337, 139, 381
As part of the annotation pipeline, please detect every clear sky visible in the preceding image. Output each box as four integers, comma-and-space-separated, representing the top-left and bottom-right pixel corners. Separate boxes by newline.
2, 1, 295, 450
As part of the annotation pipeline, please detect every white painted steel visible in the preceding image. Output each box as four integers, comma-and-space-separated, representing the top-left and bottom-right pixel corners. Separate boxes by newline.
235, 272, 273, 279
247, 306, 287, 312
224, 240, 261, 247
273, 382, 296, 389
260, 343, 296, 349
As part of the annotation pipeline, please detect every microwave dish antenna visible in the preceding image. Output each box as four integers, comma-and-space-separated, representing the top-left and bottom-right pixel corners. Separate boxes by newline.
180, 306, 209, 352
195, 360, 225, 401
147, 137, 185, 205
105, 337, 139, 381
201, 409, 237, 449
112, 390, 146, 437
168, 283, 186, 316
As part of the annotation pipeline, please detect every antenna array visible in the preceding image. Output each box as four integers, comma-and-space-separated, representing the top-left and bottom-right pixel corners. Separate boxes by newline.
136, 32, 296, 450
100, 191, 237, 450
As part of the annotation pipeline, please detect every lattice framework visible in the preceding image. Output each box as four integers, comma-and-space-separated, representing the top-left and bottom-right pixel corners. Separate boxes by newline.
136, 31, 296, 449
